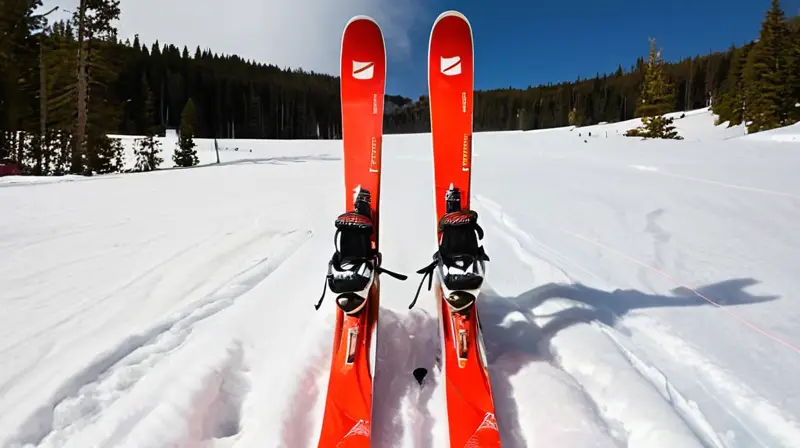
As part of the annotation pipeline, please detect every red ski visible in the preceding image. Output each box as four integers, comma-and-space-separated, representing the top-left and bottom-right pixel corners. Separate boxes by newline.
428, 10, 475, 219
314, 15, 405, 447
412, 10, 502, 447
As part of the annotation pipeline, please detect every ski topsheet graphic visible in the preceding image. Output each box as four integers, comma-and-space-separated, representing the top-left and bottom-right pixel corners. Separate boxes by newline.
315, 15, 406, 447
414, 10, 502, 447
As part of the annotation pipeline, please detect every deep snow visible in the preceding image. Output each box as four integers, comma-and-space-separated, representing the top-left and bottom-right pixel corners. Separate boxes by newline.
1, 108, 799, 448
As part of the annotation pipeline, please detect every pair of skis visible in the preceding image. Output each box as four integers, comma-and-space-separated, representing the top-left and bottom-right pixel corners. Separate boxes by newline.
313, 11, 500, 447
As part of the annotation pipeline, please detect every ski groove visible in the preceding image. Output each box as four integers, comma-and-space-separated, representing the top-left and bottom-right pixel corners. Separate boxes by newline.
280, 351, 329, 447
594, 321, 727, 448
184, 339, 249, 442
0, 234, 205, 359
615, 315, 800, 447
474, 194, 603, 285
3, 230, 310, 448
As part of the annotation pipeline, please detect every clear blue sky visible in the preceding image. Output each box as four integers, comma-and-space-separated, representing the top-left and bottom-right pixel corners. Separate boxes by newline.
386, 0, 800, 99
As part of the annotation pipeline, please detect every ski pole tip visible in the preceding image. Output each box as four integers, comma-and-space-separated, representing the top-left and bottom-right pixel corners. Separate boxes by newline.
413, 367, 428, 385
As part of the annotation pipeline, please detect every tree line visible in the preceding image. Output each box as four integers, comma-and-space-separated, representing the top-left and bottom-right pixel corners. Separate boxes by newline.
712, 0, 800, 132
389, 0, 800, 135
1, 0, 798, 176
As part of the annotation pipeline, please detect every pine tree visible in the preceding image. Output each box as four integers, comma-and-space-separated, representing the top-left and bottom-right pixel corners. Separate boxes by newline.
713, 44, 752, 126
626, 38, 682, 139
789, 16, 800, 122
173, 98, 198, 167
568, 107, 584, 126
135, 134, 163, 171
71, 0, 122, 174
134, 75, 162, 171
0, 0, 44, 161
744, 0, 793, 132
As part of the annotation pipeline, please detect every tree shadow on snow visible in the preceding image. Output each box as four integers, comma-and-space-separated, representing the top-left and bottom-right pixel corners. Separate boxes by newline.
212, 154, 341, 167
149, 153, 341, 173
473, 278, 779, 447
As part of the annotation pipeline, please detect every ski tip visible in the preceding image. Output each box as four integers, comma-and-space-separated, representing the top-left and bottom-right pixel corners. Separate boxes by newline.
433, 10, 469, 25
340, 14, 386, 79
344, 14, 379, 28
427, 9, 473, 62
412, 367, 428, 385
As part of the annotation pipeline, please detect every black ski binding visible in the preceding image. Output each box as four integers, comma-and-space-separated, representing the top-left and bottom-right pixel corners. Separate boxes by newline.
315, 188, 407, 314
409, 187, 489, 310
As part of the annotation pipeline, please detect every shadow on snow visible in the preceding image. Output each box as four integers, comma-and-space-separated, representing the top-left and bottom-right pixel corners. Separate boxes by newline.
371, 278, 778, 447
478, 278, 778, 447
0, 154, 341, 189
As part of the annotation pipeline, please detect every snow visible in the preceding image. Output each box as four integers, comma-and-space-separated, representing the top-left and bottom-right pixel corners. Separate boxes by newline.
2, 107, 799, 447
741, 121, 800, 143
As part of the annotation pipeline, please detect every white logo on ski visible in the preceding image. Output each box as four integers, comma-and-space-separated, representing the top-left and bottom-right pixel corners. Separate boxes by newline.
440, 56, 461, 76
464, 413, 499, 447
352, 61, 374, 80
343, 419, 371, 438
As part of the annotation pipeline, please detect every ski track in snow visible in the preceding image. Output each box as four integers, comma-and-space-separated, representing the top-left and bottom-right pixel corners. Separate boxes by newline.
279, 309, 444, 448
619, 315, 800, 447
474, 195, 706, 447
627, 164, 800, 200
2, 230, 311, 448
279, 350, 329, 448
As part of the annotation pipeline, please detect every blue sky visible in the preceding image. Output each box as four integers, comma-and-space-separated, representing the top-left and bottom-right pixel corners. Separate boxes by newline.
387, 0, 800, 98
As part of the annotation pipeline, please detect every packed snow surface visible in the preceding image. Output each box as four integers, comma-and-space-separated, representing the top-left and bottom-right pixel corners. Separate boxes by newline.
2, 108, 799, 447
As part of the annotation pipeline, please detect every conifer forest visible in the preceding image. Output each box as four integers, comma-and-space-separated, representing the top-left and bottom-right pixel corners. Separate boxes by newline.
1, 0, 799, 175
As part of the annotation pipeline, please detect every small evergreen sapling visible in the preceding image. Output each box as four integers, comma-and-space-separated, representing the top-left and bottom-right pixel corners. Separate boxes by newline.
173, 98, 199, 167
134, 76, 163, 171
134, 135, 163, 171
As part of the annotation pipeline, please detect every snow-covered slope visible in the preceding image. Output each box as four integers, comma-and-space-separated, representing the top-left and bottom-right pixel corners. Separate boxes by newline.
2, 109, 799, 448
740, 121, 800, 143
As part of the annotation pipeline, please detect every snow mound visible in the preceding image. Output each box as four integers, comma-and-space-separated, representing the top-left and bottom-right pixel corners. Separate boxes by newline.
520, 107, 747, 142
739, 121, 800, 143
